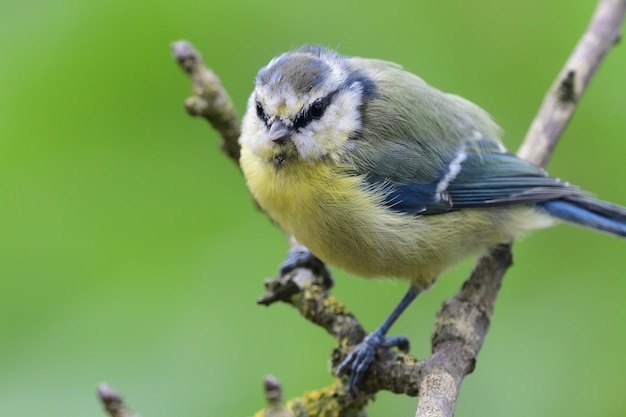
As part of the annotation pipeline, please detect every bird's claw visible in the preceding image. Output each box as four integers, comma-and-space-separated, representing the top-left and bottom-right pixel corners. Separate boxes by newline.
336, 332, 410, 394
279, 246, 334, 289
336, 333, 379, 394
382, 335, 410, 352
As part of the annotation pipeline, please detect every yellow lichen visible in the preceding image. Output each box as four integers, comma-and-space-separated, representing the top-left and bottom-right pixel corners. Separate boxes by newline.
322, 294, 350, 316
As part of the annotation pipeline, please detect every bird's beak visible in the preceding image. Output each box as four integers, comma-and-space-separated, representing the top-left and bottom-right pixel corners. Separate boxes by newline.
268, 120, 292, 144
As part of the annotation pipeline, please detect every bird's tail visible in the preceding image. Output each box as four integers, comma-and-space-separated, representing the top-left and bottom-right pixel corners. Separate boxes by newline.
538, 197, 626, 238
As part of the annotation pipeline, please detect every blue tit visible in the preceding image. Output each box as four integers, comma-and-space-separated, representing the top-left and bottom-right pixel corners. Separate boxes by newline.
238, 45, 626, 392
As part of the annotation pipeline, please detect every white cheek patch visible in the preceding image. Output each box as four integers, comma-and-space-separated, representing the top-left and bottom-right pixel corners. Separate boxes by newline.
240, 113, 269, 157
239, 93, 279, 159
239, 95, 259, 148
292, 125, 325, 162
293, 88, 364, 163
329, 90, 363, 136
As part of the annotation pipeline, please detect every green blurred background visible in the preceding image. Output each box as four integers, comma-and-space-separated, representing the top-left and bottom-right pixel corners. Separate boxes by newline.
1, 0, 625, 416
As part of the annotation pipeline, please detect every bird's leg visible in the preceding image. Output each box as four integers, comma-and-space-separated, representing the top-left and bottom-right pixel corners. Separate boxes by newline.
336, 284, 421, 393
279, 245, 334, 289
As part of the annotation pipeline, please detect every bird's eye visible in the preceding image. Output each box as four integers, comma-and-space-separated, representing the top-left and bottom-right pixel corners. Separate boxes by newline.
310, 99, 325, 119
293, 94, 333, 130
256, 101, 266, 121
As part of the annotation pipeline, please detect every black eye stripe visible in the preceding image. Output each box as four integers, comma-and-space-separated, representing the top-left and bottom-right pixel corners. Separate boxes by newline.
293, 91, 337, 130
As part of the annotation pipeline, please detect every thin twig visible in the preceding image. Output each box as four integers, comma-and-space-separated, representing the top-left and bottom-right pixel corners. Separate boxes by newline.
517, 0, 626, 166
259, 376, 295, 417
97, 383, 140, 417
171, 40, 241, 163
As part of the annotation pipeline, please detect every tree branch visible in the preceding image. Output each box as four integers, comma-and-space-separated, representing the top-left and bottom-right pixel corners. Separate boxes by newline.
97, 383, 140, 417
172, 40, 241, 163
135, 2, 625, 415
517, 0, 625, 165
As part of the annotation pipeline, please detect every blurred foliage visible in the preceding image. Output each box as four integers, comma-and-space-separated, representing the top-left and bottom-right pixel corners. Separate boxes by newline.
1, 1, 625, 416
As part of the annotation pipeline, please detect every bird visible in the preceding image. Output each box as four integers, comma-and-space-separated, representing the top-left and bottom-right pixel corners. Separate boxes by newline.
238, 45, 626, 393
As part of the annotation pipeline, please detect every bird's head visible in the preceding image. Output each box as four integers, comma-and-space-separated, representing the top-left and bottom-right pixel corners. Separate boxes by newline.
240, 46, 374, 166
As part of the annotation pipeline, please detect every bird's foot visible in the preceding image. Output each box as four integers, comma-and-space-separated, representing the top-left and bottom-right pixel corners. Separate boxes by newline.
279, 246, 334, 289
336, 330, 410, 394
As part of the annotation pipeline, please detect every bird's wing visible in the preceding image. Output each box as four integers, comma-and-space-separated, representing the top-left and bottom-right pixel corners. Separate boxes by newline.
362, 138, 588, 215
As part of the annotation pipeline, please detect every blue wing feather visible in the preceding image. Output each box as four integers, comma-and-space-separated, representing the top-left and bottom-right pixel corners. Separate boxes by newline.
375, 149, 586, 214
379, 182, 452, 214
538, 199, 626, 237
368, 144, 626, 238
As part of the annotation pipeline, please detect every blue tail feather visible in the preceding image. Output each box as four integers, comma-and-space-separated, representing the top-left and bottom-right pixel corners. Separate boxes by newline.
538, 198, 626, 238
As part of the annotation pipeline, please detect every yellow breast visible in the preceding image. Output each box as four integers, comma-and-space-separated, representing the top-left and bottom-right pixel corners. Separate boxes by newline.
240, 143, 546, 288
